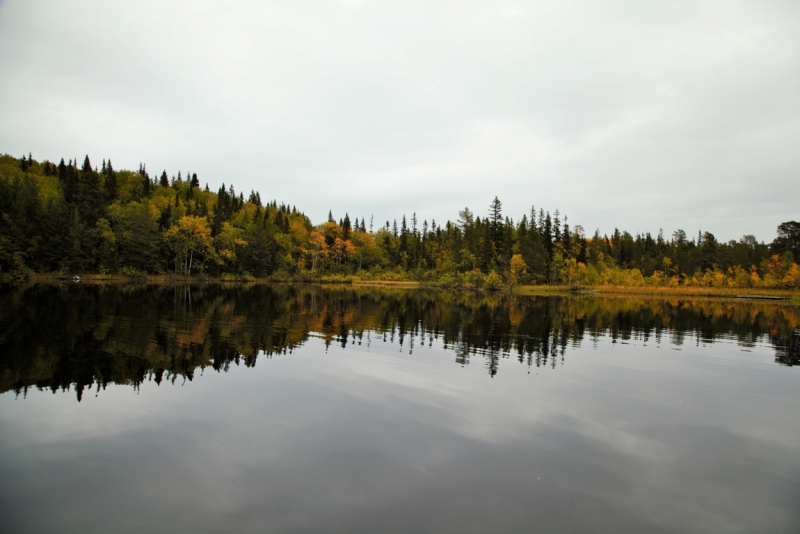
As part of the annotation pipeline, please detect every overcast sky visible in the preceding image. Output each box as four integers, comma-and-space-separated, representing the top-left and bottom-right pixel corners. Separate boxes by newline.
0, 0, 797, 241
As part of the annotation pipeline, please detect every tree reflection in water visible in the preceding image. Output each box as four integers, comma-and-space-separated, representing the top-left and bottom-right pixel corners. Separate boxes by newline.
0, 283, 797, 400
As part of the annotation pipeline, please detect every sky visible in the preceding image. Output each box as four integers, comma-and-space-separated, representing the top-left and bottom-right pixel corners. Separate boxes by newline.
0, 0, 797, 242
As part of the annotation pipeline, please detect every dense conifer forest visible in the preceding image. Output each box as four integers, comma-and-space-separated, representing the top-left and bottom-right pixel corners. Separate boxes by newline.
1, 153, 798, 288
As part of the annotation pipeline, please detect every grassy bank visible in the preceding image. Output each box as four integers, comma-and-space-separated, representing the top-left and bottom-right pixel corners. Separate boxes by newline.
587, 285, 798, 300
3, 272, 799, 304
513, 284, 799, 304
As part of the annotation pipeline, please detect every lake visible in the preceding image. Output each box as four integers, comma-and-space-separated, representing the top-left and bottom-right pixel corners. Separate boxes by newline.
0, 283, 798, 533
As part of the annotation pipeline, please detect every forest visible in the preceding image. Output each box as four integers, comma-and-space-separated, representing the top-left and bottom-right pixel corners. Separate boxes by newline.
1, 153, 799, 289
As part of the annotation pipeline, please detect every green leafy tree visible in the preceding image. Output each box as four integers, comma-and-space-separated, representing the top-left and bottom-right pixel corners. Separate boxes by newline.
772, 221, 800, 259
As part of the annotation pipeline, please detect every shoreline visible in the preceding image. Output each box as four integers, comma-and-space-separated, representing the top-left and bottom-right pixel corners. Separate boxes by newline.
2, 273, 798, 303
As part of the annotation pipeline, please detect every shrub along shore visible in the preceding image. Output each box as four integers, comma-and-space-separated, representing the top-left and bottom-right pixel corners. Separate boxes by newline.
5, 272, 798, 305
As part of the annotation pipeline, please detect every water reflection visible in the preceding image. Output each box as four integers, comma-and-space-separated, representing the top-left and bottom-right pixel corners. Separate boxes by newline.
2, 283, 800, 534
0, 283, 797, 400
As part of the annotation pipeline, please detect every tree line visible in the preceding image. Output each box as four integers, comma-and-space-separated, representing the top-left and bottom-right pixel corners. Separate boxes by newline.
1, 153, 799, 288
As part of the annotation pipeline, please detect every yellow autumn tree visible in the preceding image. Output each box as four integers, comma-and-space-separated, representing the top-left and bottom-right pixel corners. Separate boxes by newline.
164, 215, 212, 275
506, 253, 528, 291
308, 230, 327, 271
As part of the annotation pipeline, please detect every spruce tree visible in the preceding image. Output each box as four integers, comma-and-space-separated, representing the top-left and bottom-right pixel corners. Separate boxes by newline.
343, 213, 351, 240
75, 155, 105, 226
489, 197, 502, 230
553, 210, 561, 244
543, 212, 553, 256
400, 215, 408, 253
104, 159, 118, 201
142, 171, 151, 197
61, 159, 78, 203
536, 208, 543, 234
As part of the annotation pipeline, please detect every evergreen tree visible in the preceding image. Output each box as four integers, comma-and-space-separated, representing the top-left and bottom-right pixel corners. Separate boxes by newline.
487, 197, 503, 267
553, 210, 561, 244
38, 197, 70, 271
543, 212, 553, 255
104, 159, 118, 201
63, 159, 78, 204
562, 216, 571, 256
343, 213, 351, 240
142, 169, 151, 196
489, 197, 502, 231
75, 155, 105, 226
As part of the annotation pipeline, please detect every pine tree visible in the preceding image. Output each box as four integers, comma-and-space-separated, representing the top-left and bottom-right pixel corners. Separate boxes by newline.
399, 215, 408, 253
343, 213, 351, 240
75, 155, 105, 226
543, 212, 553, 256
553, 210, 561, 244
142, 169, 151, 197
61, 159, 78, 203
489, 197, 502, 231
104, 159, 118, 201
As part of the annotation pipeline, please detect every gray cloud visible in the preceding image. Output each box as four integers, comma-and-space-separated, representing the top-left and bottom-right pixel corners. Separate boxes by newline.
0, 0, 797, 241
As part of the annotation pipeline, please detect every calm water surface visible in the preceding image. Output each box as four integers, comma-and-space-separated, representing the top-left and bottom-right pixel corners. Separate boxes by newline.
0, 284, 798, 533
